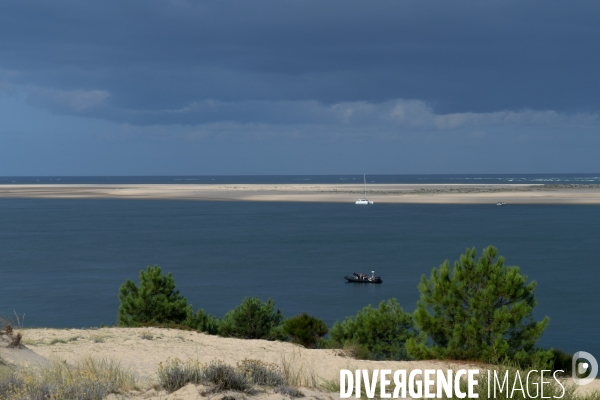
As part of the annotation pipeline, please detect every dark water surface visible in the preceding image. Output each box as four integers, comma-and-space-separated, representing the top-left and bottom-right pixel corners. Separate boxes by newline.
2, 173, 600, 185
1, 199, 598, 355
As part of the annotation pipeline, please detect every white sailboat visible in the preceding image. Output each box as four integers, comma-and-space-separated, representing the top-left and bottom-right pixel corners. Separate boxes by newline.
355, 175, 374, 205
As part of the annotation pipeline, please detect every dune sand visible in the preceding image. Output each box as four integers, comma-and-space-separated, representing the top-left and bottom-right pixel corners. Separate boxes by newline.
2, 183, 600, 204
2, 327, 599, 399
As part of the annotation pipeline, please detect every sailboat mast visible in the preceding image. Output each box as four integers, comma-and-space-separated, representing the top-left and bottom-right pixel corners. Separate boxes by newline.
364, 174, 367, 197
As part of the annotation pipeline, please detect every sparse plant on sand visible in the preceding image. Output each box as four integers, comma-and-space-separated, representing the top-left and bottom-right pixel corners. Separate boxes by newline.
280, 350, 319, 388
157, 358, 204, 392
202, 360, 255, 393
1, 314, 25, 350
238, 359, 285, 386
158, 358, 298, 394
158, 359, 254, 394
140, 331, 154, 340
90, 334, 107, 343
0, 357, 136, 400
275, 384, 305, 398
7, 333, 22, 349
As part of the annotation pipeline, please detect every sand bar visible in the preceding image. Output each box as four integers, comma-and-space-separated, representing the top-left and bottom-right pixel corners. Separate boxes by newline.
2, 183, 600, 204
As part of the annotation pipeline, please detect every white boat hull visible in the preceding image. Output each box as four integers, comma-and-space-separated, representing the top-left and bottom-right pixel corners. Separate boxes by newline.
355, 174, 374, 205
355, 199, 374, 205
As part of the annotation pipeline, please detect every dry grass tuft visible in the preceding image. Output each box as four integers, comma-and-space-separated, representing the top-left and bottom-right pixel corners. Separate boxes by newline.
280, 350, 319, 388
158, 358, 204, 393
8, 333, 22, 349
140, 331, 154, 340
238, 359, 285, 386
90, 334, 106, 343
0, 357, 137, 400
158, 358, 293, 395
275, 384, 305, 398
202, 361, 254, 394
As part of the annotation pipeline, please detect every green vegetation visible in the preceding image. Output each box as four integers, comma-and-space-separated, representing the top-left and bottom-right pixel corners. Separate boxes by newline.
324, 298, 416, 360
117, 246, 559, 368
406, 246, 551, 365
118, 265, 190, 326
117, 267, 292, 340
117, 265, 218, 334
184, 308, 220, 335
282, 312, 328, 349
157, 358, 290, 394
219, 297, 285, 340
238, 359, 286, 386
0, 358, 136, 400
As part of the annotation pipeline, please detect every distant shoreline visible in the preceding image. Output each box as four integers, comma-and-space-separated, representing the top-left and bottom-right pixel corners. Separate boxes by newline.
2, 183, 600, 204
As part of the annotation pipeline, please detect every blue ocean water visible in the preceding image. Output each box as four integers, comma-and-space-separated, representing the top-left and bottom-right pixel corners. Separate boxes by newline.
2, 173, 600, 185
1, 196, 598, 356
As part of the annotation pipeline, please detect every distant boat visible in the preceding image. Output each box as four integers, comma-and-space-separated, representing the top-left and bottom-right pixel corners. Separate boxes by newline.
496, 202, 506, 206
355, 175, 374, 205
345, 271, 382, 284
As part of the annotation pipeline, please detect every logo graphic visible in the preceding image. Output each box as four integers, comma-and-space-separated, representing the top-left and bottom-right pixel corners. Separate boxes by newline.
572, 351, 598, 385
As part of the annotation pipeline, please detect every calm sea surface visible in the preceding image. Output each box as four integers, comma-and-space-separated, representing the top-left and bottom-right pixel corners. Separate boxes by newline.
1, 177, 599, 355
2, 173, 600, 185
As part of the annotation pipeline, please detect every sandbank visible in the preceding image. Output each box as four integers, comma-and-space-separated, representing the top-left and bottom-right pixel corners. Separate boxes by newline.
1, 183, 600, 204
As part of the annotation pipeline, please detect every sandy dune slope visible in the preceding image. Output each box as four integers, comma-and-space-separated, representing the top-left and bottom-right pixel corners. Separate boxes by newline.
2, 327, 599, 399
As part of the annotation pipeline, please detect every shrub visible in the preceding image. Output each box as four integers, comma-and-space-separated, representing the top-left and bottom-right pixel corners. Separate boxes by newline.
0, 358, 136, 400
406, 246, 551, 365
118, 265, 190, 326
282, 313, 328, 349
219, 297, 285, 340
238, 359, 285, 386
158, 358, 203, 393
8, 333, 22, 349
0, 372, 23, 399
550, 349, 574, 373
275, 385, 305, 398
184, 308, 220, 335
158, 359, 284, 394
280, 350, 319, 388
202, 361, 254, 393
325, 298, 416, 360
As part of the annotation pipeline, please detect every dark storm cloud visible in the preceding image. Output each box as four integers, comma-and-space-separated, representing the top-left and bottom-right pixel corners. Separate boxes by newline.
1, 0, 599, 125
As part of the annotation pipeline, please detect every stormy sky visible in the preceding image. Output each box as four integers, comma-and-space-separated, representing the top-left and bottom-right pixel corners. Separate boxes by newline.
1, 0, 599, 175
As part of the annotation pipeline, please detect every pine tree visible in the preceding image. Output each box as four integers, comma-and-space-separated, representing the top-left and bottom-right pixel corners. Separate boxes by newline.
219, 297, 285, 340
327, 298, 417, 360
118, 265, 190, 326
406, 246, 551, 365
282, 312, 328, 348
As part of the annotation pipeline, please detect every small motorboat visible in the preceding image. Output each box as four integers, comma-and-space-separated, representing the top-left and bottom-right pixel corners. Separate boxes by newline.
496, 202, 506, 206
344, 271, 382, 284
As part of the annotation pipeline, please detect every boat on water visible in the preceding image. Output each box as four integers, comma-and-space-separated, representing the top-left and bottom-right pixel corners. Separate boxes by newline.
344, 271, 382, 284
355, 174, 374, 205
496, 202, 506, 206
